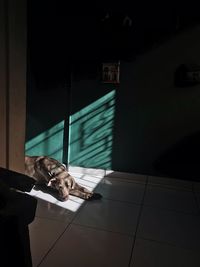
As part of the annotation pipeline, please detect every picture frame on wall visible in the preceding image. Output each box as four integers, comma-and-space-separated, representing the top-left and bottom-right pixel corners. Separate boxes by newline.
102, 61, 120, 84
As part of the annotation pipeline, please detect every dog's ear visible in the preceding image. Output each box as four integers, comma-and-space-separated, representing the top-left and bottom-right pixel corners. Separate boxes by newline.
47, 178, 57, 187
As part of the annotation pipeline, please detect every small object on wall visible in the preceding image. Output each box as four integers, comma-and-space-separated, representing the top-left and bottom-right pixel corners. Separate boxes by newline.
174, 63, 200, 87
102, 61, 120, 84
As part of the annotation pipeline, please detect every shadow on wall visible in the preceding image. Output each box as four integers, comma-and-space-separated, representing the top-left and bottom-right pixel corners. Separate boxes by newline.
154, 131, 200, 181
68, 90, 116, 169
26, 90, 116, 169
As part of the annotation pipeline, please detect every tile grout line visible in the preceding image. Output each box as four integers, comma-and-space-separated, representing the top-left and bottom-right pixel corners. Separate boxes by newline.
72, 221, 135, 237
94, 196, 143, 206
146, 183, 193, 192
69, 197, 96, 224
37, 222, 71, 267
128, 175, 148, 267
36, 196, 90, 267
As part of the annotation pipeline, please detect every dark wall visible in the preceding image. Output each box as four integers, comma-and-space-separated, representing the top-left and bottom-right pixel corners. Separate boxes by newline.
26, 3, 200, 178
69, 25, 200, 179
26, 2, 71, 162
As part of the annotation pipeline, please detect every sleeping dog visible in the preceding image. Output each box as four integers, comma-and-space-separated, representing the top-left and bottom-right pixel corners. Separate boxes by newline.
25, 155, 102, 201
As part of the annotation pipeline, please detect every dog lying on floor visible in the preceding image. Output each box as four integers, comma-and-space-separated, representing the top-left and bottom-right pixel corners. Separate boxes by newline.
25, 155, 102, 201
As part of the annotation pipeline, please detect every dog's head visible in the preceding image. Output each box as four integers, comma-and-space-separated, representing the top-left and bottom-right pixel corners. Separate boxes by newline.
47, 175, 75, 201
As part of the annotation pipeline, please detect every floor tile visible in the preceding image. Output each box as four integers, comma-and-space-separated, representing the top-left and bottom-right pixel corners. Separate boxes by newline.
137, 206, 200, 251
148, 175, 193, 191
33, 188, 86, 211
28, 167, 200, 267
73, 173, 104, 192
68, 166, 105, 178
130, 238, 200, 267
105, 171, 147, 184
74, 173, 104, 186
97, 177, 145, 204
29, 217, 68, 267
144, 185, 198, 213
39, 224, 133, 267
35, 198, 77, 223
73, 198, 141, 235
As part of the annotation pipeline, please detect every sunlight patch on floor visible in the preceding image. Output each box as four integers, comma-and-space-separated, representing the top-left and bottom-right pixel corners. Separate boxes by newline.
27, 169, 107, 212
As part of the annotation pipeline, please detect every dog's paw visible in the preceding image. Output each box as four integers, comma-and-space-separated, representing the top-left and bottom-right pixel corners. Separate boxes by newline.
87, 192, 102, 201
33, 184, 42, 191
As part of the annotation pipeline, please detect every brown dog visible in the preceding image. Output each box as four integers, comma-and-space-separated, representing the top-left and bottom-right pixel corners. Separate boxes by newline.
25, 155, 102, 201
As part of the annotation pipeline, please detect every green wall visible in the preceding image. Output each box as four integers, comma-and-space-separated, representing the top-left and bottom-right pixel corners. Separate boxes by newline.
25, 65, 70, 163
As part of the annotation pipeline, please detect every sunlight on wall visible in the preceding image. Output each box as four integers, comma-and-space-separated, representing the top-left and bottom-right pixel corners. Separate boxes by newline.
25, 120, 64, 162
25, 91, 116, 212
68, 90, 116, 169
26, 90, 116, 169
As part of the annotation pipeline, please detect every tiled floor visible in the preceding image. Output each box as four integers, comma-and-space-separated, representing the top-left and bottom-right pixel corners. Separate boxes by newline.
28, 168, 200, 267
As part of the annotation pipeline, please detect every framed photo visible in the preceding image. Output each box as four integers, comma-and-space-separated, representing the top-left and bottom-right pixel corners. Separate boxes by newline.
102, 61, 120, 84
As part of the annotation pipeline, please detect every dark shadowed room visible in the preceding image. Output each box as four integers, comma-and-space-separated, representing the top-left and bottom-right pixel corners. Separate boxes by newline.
1, 1, 200, 266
